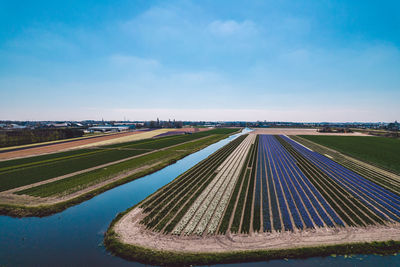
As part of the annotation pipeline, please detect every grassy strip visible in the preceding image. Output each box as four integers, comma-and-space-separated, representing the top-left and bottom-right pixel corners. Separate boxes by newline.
241, 136, 259, 233
0, 157, 185, 218
0, 149, 148, 192
0, 148, 101, 172
105, 209, 400, 266
299, 135, 400, 175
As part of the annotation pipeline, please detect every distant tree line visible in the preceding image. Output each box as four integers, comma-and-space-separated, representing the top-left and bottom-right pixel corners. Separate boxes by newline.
0, 128, 84, 148
145, 118, 183, 129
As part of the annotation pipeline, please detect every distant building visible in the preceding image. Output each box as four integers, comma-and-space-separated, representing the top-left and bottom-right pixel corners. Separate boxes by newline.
88, 126, 130, 132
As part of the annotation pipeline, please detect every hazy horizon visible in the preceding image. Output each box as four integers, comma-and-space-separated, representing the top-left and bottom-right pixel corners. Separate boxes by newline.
1, 1, 399, 122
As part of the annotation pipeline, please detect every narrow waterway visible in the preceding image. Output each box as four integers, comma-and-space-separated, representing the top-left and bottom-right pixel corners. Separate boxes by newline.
0, 128, 399, 266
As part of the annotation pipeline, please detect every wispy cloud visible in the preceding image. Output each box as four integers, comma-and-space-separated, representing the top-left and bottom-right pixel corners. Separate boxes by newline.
207, 20, 257, 36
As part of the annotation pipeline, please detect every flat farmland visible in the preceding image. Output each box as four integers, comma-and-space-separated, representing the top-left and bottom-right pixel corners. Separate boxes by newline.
0, 129, 158, 160
109, 132, 400, 265
0, 128, 239, 216
299, 135, 400, 174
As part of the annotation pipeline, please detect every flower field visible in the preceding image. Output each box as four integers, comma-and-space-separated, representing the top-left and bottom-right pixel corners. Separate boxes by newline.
139, 133, 400, 235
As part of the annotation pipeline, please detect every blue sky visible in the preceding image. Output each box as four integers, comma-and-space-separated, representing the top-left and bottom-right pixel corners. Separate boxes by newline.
0, 0, 399, 122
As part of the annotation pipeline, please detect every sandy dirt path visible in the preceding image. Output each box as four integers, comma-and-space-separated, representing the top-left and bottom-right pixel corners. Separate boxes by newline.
115, 207, 400, 253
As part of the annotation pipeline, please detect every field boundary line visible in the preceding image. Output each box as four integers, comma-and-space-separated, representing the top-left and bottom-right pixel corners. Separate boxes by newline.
6, 135, 217, 195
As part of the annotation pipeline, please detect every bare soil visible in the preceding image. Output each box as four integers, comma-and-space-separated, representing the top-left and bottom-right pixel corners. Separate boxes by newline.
114, 207, 400, 253
0, 130, 148, 160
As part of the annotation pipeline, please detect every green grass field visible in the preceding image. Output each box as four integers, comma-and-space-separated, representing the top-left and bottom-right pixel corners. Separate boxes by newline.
0, 128, 238, 192
299, 135, 400, 174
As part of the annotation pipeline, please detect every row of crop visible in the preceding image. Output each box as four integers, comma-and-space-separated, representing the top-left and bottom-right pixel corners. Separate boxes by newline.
152, 135, 247, 233
294, 143, 399, 223
206, 136, 256, 235
140, 135, 238, 214
177, 135, 254, 235
141, 148, 227, 227
306, 146, 400, 210
21, 135, 242, 198
17, 148, 183, 197
140, 133, 246, 211
283, 135, 386, 225
258, 141, 271, 231
276, 136, 362, 226
5, 149, 147, 193
140, 135, 247, 229
291, 136, 400, 195
275, 137, 344, 228
262, 137, 282, 231
0, 148, 100, 173
265, 136, 293, 231
105, 128, 238, 149
230, 142, 255, 233
271, 136, 321, 229
241, 135, 259, 234
253, 136, 262, 232
276, 136, 379, 227
270, 136, 307, 230
271, 137, 326, 228
218, 140, 254, 234
208, 135, 255, 234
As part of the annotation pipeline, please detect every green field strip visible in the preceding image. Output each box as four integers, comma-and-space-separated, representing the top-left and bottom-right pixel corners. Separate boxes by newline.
0, 148, 101, 172
104, 128, 238, 149
291, 136, 400, 194
0, 149, 148, 192
241, 135, 259, 234
16, 134, 240, 198
140, 135, 246, 213
16, 149, 184, 197
299, 135, 400, 175
276, 136, 381, 227
2, 130, 239, 193
140, 137, 243, 229
218, 140, 253, 234
168, 135, 222, 151
162, 137, 246, 234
